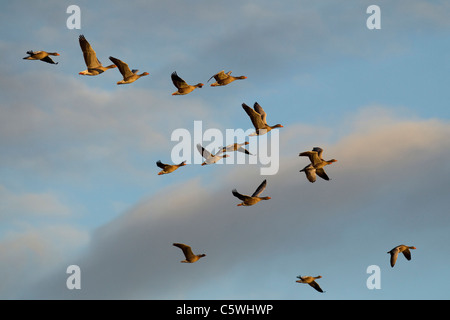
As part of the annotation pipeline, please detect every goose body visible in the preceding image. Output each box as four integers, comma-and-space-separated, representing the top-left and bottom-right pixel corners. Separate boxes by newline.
208, 70, 247, 87
242, 102, 283, 136
78, 35, 116, 75
156, 160, 186, 175
232, 179, 271, 206
296, 275, 324, 293
197, 144, 229, 166
299, 147, 337, 183
23, 50, 59, 64
388, 244, 416, 267
173, 243, 206, 263
221, 142, 252, 155
171, 71, 203, 95
109, 56, 149, 84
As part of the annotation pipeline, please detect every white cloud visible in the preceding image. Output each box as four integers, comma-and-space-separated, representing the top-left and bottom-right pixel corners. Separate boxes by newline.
0, 185, 71, 221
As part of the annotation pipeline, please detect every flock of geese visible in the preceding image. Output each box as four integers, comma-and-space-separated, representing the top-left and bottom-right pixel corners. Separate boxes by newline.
23, 34, 416, 295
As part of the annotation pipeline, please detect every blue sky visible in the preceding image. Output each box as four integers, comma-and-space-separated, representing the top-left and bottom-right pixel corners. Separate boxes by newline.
0, 0, 449, 300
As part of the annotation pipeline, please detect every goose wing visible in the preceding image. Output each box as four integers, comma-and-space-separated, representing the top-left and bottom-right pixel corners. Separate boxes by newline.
402, 248, 412, 261
171, 71, 189, 89
79, 35, 102, 68
309, 281, 324, 293
208, 70, 229, 82
253, 102, 267, 125
301, 164, 317, 183
390, 248, 400, 267
237, 146, 252, 155
252, 179, 267, 197
109, 56, 134, 78
312, 147, 324, 160
197, 144, 213, 159
156, 160, 166, 169
173, 243, 195, 260
41, 56, 58, 64
315, 168, 330, 181
242, 103, 266, 130
232, 189, 250, 201
299, 150, 322, 166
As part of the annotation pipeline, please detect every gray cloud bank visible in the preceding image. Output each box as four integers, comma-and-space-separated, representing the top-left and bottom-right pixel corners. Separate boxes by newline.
20, 107, 450, 299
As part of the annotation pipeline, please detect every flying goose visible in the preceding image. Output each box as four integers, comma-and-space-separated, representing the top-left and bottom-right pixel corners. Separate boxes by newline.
197, 144, 229, 166
242, 102, 283, 136
296, 275, 324, 293
220, 142, 252, 155
173, 243, 206, 263
208, 70, 247, 87
387, 245, 416, 267
78, 35, 117, 75
109, 56, 149, 85
23, 50, 59, 64
232, 179, 271, 206
299, 147, 337, 183
156, 160, 186, 175
171, 71, 203, 95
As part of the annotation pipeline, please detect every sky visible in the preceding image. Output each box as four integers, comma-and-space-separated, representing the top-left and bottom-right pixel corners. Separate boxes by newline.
0, 0, 449, 300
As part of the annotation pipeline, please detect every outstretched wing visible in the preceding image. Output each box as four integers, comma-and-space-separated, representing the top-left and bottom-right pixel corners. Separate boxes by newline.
197, 144, 212, 159
41, 56, 58, 64
242, 103, 266, 130
173, 243, 195, 260
208, 70, 229, 82
79, 35, 101, 68
109, 56, 134, 78
232, 189, 249, 201
390, 248, 399, 267
299, 150, 322, 166
309, 281, 324, 293
312, 147, 324, 160
237, 146, 252, 155
171, 71, 189, 89
156, 160, 166, 169
315, 168, 330, 181
301, 164, 317, 183
402, 248, 412, 261
252, 179, 267, 197
253, 102, 267, 125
